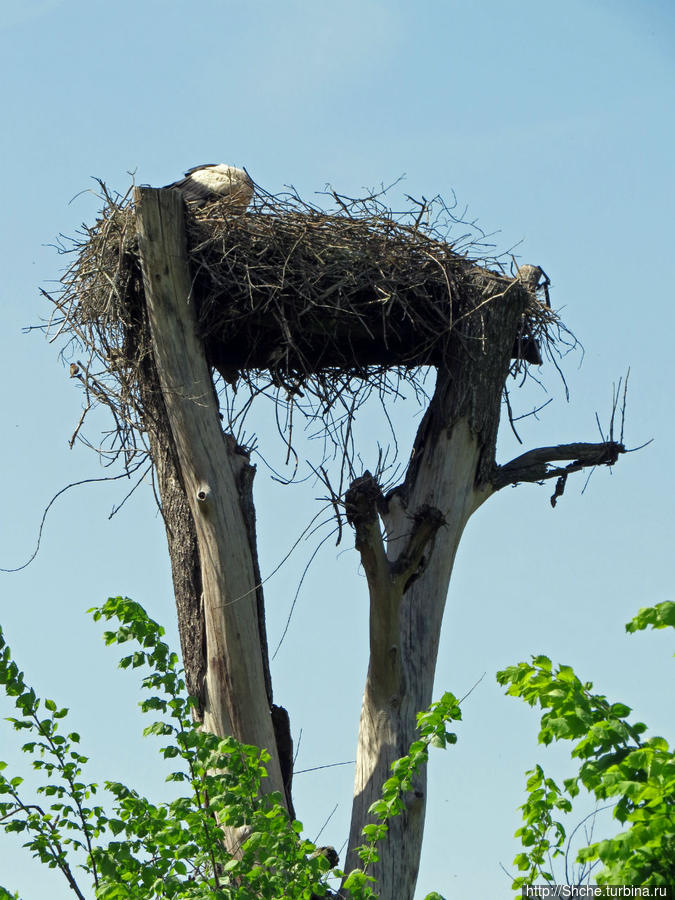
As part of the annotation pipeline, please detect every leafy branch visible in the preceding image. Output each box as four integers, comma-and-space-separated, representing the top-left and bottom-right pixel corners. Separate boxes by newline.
0, 624, 106, 898
499, 600, 675, 891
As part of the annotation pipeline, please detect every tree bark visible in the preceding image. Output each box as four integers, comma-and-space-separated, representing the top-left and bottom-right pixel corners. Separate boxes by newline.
133, 188, 288, 832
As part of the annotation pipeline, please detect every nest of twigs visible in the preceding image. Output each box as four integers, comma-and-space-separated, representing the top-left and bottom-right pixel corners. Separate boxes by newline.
46, 180, 560, 484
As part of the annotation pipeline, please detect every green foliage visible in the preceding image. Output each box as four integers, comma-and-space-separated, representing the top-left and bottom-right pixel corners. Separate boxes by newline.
625, 600, 675, 636
0, 889, 20, 900
3, 594, 671, 898
510, 764, 571, 885
0, 598, 455, 899
0, 615, 106, 900
499, 603, 675, 891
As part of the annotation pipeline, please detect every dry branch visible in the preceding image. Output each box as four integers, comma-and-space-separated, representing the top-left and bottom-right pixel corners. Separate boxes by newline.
493, 440, 625, 490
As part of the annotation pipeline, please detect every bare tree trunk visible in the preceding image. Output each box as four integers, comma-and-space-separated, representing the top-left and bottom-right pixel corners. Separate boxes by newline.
133, 188, 288, 834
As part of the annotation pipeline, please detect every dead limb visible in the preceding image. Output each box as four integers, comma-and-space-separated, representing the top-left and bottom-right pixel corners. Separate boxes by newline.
492, 440, 624, 490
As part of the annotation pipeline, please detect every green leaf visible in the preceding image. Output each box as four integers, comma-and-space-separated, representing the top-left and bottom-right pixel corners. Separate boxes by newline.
626, 601, 675, 633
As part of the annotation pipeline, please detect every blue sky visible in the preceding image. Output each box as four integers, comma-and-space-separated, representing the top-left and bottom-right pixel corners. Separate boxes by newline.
1, 1, 674, 896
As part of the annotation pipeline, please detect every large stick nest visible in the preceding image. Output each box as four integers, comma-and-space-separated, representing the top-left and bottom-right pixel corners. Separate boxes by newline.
46, 181, 561, 484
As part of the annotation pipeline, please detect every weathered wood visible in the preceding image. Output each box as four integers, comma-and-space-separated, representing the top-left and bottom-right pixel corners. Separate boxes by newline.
133, 188, 287, 819
137, 358, 207, 711
118, 275, 208, 714
493, 440, 624, 489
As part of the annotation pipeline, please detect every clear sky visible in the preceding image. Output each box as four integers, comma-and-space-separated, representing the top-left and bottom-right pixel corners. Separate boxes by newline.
1, 1, 674, 897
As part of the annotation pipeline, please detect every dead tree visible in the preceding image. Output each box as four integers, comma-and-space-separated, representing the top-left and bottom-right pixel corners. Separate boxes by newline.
50, 180, 625, 899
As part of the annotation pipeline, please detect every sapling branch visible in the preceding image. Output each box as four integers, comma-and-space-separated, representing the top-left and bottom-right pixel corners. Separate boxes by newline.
1, 790, 87, 900
25, 706, 100, 888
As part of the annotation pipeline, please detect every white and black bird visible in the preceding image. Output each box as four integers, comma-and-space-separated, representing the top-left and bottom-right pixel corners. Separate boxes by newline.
163, 164, 254, 210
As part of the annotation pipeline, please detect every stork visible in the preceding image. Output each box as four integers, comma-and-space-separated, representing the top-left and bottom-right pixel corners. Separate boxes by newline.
163, 164, 253, 210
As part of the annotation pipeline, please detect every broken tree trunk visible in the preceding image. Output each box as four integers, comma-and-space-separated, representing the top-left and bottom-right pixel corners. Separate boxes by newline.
133, 187, 289, 835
